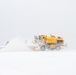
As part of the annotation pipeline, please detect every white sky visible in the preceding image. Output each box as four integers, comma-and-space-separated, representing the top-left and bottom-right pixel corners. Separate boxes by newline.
0, 0, 76, 48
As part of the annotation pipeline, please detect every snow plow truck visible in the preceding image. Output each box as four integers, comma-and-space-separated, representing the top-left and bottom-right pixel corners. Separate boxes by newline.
34, 35, 65, 51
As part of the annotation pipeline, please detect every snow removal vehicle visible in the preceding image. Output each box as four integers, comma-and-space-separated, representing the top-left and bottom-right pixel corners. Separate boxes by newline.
33, 35, 65, 51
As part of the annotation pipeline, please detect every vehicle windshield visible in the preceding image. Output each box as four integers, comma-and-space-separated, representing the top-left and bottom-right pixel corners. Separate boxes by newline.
34, 35, 41, 40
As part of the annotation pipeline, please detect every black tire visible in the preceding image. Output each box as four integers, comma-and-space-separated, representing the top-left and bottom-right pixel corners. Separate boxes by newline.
51, 48, 54, 50
40, 45, 46, 51
56, 46, 61, 50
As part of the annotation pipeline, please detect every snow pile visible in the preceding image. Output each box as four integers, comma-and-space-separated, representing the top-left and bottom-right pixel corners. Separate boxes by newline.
0, 37, 36, 52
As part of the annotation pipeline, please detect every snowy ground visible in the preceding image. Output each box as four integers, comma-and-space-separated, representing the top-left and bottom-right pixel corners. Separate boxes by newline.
0, 51, 76, 75
0, 38, 76, 75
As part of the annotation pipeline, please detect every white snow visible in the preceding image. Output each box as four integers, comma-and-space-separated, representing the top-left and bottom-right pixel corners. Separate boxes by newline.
0, 37, 38, 52
0, 52, 76, 75
0, 38, 76, 75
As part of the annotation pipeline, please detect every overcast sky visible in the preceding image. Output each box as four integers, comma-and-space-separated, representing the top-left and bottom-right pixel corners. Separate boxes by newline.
0, 0, 76, 48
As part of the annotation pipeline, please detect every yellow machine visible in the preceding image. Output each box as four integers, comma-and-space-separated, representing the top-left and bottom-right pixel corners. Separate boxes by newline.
34, 35, 64, 50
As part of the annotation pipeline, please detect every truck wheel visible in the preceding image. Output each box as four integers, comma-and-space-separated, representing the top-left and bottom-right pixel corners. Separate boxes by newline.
40, 45, 46, 51
51, 48, 54, 50
56, 46, 61, 50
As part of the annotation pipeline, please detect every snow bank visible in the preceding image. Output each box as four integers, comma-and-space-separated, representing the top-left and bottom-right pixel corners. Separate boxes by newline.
0, 37, 37, 52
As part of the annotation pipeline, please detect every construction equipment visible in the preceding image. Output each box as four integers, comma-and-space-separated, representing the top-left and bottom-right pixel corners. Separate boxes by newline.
34, 34, 65, 51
